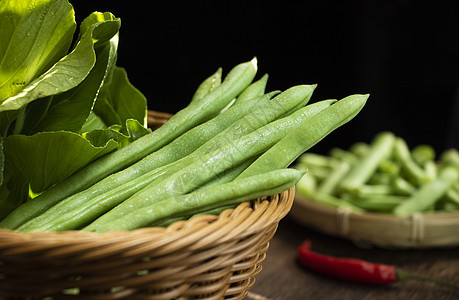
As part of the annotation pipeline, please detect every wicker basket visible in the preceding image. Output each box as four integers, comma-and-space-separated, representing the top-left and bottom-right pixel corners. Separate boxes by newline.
290, 194, 459, 249
0, 110, 296, 299
0, 187, 294, 299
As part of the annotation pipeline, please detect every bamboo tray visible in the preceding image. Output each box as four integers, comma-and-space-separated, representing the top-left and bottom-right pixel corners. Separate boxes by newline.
289, 195, 459, 249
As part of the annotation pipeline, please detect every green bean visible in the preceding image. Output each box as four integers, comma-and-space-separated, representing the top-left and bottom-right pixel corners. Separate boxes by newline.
0, 58, 258, 230
339, 131, 395, 193
20, 163, 178, 231
199, 157, 256, 188
424, 160, 438, 181
317, 160, 351, 195
86, 168, 304, 233
391, 176, 416, 196
306, 165, 333, 181
392, 138, 431, 187
190, 68, 222, 103
218, 74, 268, 114
237, 94, 369, 179
20, 93, 274, 232
368, 173, 393, 185
310, 192, 364, 213
393, 166, 459, 217
355, 184, 393, 197
328, 148, 358, 164
298, 152, 336, 169
233, 74, 269, 104
349, 142, 370, 157
191, 85, 316, 158
295, 172, 317, 198
377, 159, 400, 176
30, 159, 257, 232
349, 195, 407, 213
443, 188, 459, 206
84, 90, 324, 230
440, 149, 459, 168
411, 144, 436, 166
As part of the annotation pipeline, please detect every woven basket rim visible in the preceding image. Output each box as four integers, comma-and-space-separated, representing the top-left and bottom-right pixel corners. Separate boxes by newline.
0, 188, 295, 299
0, 187, 295, 252
290, 194, 459, 249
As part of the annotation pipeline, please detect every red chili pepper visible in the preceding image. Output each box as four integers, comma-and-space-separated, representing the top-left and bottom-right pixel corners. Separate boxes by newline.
297, 240, 459, 289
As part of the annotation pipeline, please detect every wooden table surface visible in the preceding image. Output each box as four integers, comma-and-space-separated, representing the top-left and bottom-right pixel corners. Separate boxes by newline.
249, 215, 459, 300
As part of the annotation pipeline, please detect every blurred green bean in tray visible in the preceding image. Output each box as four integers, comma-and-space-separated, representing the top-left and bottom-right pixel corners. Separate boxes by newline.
294, 131, 459, 216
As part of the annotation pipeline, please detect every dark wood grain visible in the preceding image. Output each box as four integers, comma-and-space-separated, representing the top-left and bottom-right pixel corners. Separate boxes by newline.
250, 215, 459, 300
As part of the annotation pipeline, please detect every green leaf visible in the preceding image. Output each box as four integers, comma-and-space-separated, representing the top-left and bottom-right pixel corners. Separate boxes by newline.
3, 131, 118, 194
93, 66, 148, 128
0, 171, 28, 220
0, 137, 3, 186
0, 11, 120, 114
83, 128, 130, 149
0, 0, 76, 103
80, 111, 108, 133
125, 119, 151, 142
21, 16, 120, 134
83, 119, 152, 150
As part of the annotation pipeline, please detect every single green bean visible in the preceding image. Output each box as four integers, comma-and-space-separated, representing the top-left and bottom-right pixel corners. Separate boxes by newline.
339, 131, 395, 193
190, 68, 222, 103
424, 160, 438, 181
392, 138, 431, 187
0, 58, 258, 229
328, 148, 358, 164
317, 160, 351, 195
349, 195, 407, 213
411, 144, 436, 166
354, 184, 393, 197
298, 152, 336, 169
233, 74, 269, 104
295, 172, 317, 198
393, 166, 459, 217
368, 173, 393, 185
218, 74, 268, 114
349, 142, 370, 157
236, 94, 369, 179
440, 149, 459, 168
391, 176, 417, 196
309, 192, 364, 213
86, 168, 304, 233
377, 159, 400, 176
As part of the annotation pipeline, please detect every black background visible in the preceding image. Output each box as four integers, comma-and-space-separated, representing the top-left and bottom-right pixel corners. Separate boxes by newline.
73, 1, 459, 155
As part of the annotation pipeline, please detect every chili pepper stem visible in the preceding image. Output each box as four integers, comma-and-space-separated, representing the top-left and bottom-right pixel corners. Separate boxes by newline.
397, 269, 459, 290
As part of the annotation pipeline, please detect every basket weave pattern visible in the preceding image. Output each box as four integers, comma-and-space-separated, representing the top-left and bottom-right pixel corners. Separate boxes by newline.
0, 187, 294, 299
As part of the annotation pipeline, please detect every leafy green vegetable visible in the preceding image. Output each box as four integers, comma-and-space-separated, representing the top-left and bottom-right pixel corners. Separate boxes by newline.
19, 12, 121, 134
93, 66, 148, 128
0, 0, 76, 103
0, 0, 149, 218
3, 132, 119, 194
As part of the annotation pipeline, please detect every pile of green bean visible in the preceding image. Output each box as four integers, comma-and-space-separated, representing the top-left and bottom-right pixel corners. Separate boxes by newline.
294, 131, 459, 216
0, 58, 369, 233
